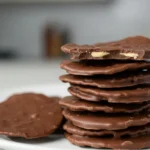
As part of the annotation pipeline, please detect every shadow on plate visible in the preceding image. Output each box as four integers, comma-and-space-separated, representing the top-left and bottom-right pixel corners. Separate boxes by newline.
4, 134, 64, 144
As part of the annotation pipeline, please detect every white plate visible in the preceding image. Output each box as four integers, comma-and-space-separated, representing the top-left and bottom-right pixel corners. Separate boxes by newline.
0, 84, 98, 150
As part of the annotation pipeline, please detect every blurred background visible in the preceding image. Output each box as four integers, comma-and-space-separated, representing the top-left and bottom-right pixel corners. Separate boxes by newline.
0, 0, 150, 90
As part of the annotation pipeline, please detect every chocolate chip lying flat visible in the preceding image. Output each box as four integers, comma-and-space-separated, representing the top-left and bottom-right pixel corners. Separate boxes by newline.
64, 121, 150, 138
61, 36, 150, 60
60, 96, 150, 113
60, 60, 150, 76
60, 70, 150, 88
69, 85, 150, 103
65, 133, 150, 149
0, 93, 63, 139
63, 109, 150, 130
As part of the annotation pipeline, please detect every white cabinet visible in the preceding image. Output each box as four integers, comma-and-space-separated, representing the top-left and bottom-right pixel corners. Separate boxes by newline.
0, 0, 102, 3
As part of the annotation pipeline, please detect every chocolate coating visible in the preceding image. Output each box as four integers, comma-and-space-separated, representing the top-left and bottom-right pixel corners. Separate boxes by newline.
62, 36, 150, 60
63, 109, 150, 130
60, 70, 150, 88
65, 133, 150, 149
69, 85, 150, 103
0, 93, 63, 139
60, 60, 150, 76
60, 96, 150, 113
64, 121, 150, 138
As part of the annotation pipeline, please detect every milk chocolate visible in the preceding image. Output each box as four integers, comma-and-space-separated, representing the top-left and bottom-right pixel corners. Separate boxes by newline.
60, 70, 150, 88
60, 96, 150, 113
64, 121, 150, 138
69, 85, 150, 103
65, 133, 150, 149
0, 93, 63, 139
63, 109, 150, 130
61, 36, 150, 60
60, 60, 150, 76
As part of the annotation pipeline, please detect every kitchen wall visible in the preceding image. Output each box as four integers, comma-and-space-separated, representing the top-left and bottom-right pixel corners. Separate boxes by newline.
0, 0, 150, 58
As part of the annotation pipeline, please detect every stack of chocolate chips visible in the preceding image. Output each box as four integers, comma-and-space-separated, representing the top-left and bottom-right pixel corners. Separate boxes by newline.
59, 36, 150, 149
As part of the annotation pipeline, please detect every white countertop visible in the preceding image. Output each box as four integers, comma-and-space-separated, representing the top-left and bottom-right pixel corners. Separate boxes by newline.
0, 59, 66, 91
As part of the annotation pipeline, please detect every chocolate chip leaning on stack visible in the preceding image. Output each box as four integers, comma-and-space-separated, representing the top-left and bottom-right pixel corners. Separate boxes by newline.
59, 36, 150, 149
0, 93, 63, 139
